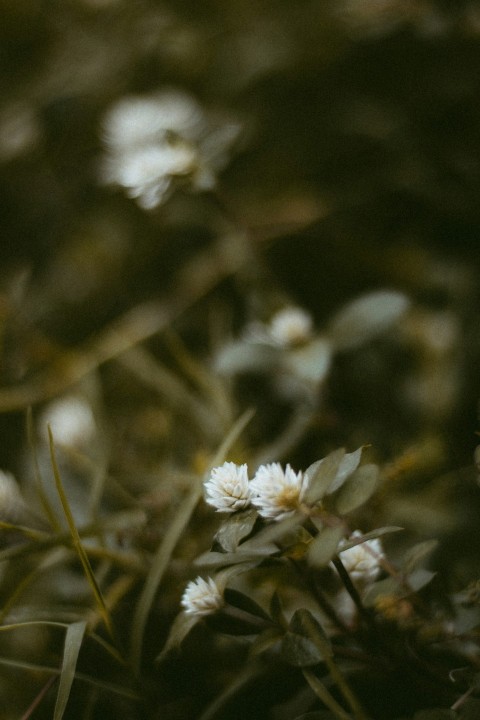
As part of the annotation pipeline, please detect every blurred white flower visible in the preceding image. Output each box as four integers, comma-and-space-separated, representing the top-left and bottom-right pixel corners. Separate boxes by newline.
0, 471, 23, 520
181, 576, 224, 616
101, 89, 241, 209
268, 306, 314, 347
250, 463, 306, 521
338, 531, 384, 583
204, 461, 251, 513
38, 396, 96, 449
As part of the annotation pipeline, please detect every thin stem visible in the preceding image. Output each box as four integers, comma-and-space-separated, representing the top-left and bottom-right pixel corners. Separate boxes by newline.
302, 669, 352, 720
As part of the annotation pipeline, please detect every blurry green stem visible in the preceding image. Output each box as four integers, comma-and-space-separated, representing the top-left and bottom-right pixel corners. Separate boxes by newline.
302, 669, 352, 720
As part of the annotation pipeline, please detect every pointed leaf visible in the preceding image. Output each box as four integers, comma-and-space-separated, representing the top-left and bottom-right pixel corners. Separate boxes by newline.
156, 611, 200, 663
54, 621, 87, 720
224, 588, 270, 621
407, 568, 436, 592
333, 464, 379, 515
280, 632, 323, 667
290, 609, 331, 655
284, 337, 332, 386
328, 447, 364, 493
338, 526, 403, 552
214, 509, 258, 552
328, 290, 410, 351
206, 611, 261, 636
307, 525, 345, 568
195, 550, 266, 568
249, 627, 283, 657
303, 449, 346, 505
402, 540, 438, 575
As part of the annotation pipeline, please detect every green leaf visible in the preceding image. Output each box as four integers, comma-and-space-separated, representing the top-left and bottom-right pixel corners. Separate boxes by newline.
402, 539, 438, 575
48, 429, 115, 641
206, 611, 261, 636
283, 337, 332, 386
215, 340, 280, 375
412, 710, 455, 720
307, 525, 345, 568
269, 591, 285, 625
290, 609, 331, 655
407, 568, 436, 592
338, 526, 403, 552
131, 407, 255, 673
224, 588, 270, 621
195, 550, 266, 569
328, 290, 410, 351
156, 611, 200, 663
363, 577, 401, 607
249, 627, 283, 657
214, 509, 258, 552
303, 449, 346, 505
280, 631, 323, 667
242, 512, 304, 549
332, 464, 379, 515
54, 621, 87, 720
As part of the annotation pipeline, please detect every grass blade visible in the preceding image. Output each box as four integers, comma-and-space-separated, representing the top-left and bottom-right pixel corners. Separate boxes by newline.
54, 621, 87, 720
130, 407, 255, 673
48, 427, 116, 642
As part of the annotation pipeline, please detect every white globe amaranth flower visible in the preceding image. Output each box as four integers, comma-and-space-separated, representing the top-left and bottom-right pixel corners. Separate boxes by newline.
204, 461, 252, 513
103, 91, 204, 150
338, 531, 384, 583
268, 306, 313, 347
250, 462, 307, 521
100, 89, 241, 209
0, 470, 23, 519
38, 396, 96, 449
181, 576, 224, 616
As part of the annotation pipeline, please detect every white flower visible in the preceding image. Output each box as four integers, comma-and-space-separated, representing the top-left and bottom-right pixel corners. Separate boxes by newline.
250, 463, 307, 521
338, 531, 384, 583
39, 396, 96, 449
0, 471, 23, 519
204, 462, 251, 513
103, 91, 203, 150
268, 307, 313, 347
100, 89, 241, 209
181, 576, 224, 616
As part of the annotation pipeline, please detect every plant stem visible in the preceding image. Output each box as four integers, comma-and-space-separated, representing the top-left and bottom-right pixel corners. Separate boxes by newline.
303, 669, 352, 720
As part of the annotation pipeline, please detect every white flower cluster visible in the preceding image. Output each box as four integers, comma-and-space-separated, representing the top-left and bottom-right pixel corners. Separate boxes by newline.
268, 306, 313, 347
101, 89, 241, 209
181, 576, 224, 616
338, 531, 384, 583
204, 460, 306, 521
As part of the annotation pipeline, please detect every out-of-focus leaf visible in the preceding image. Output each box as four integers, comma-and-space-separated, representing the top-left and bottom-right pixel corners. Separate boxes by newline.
407, 568, 436, 592
249, 627, 283, 657
269, 591, 285, 625
214, 509, 258, 552
195, 550, 267, 568
215, 340, 280, 375
280, 632, 323, 667
290, 609, 331, 654
294, 713, 338, 720
332, 464, 379, 515
242, 512, 304, 549
156, 611, 200, 663
328, 289, 410, 351
412, 710, 456, 720
224, 588, 270, 621
338, 526, 403, 552
302, 449, 346, 505
363, 577, 401, 607
206, 611, 260, 635
54, 621, 87, 720
402, 539, 438, 575
284, 337, 332, 385
307, 525, 345, 568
